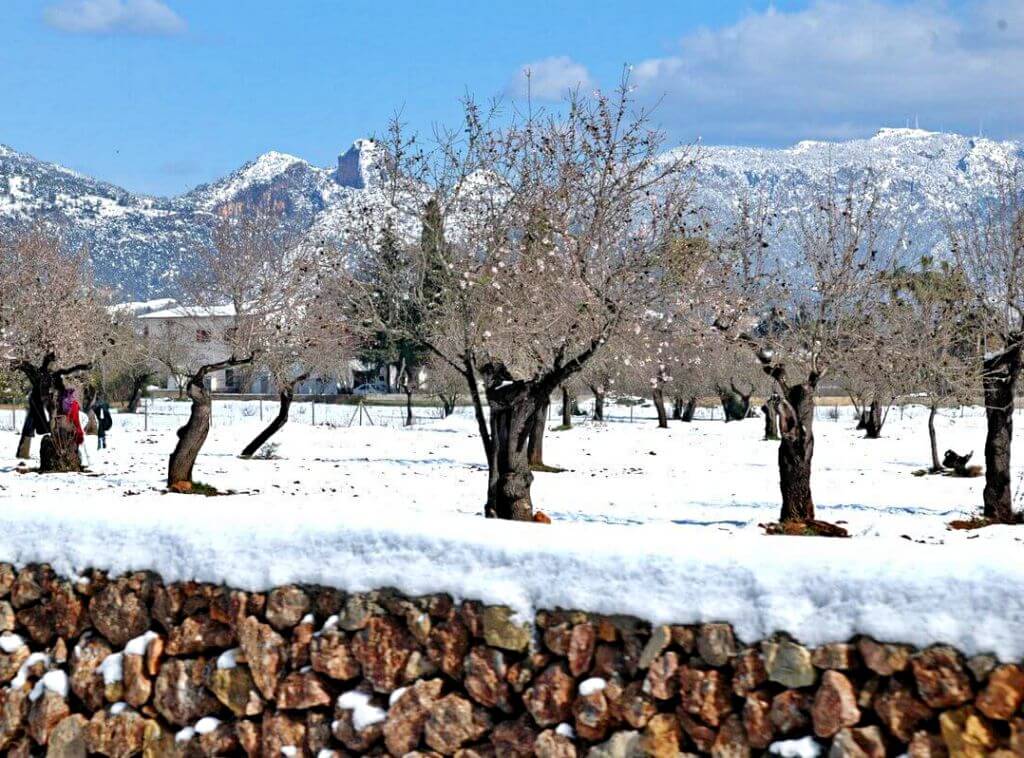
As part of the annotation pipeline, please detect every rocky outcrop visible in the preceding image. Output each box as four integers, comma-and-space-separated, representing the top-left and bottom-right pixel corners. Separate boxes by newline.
0, 561, 1022, 756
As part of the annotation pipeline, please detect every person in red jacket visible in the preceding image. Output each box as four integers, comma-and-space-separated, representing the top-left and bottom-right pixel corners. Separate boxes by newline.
61, 388, 85, 447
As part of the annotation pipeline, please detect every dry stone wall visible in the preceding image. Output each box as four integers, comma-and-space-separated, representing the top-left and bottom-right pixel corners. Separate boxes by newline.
0, 562, 1022, 756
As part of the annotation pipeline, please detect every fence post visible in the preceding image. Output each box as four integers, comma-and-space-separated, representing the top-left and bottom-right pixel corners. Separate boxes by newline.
259, 398, 263, 422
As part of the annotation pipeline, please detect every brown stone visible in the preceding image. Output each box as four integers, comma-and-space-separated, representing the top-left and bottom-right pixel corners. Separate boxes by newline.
424, 693, 491, 754
122, 653, 152, 708
678, 712, 717, 753
237, 616, 286, 700
235, 719, 260, 756
638, 625, 671, 669
383, 678, 444, 756
712, 713, 751, 758
976, 663, 1024, 720
351, 615, 416, 693
465, 646, 512, 712
939, 706, 996, 758
28, 690, 71, 745
11, 565, 52, 608
831, 725, 886, 757
743, 690, 774, 749
812, 643, 858, 670
523, 663, 575, 727
812, 670, 860, 738
275, 671, 331, 709
425, 619, 470, 679
69, 636, 112, 712
260, 712, 305, 758
908, 730, 948, 758
967, 655, 998, 683
481, 605, 531, 652
573, 689, 611, 742
606, 679, 655, 729
304, 711, 330, 755
309, 630, 360, 681
265, 586, 311, 631
671, 625, 697, 653
858, 638, 911, 676
89, 582, 149, 647
641, 712, 682, 757
644, 651, 679, 700
568, 623, 596, 677
732, 647, 767, 697
85, 709, 147, 758
17, 582, 84, 644
678, 666, 732, 727
535, 729, 576, 758
0, 600, 13, 632
912, 647, 973, 709
490, 714, 538, 756
198, 722, 238, 756
206, 665, 264, 717
874, 681, 932, 743
46, 713, 88, 758
770, 690, 812, 735
698, 623, 737, 667
591, 644, 624, 680
165, 614, 234, 655
332, 707, 384, 752
0, 686, 29, 753
0, 643, 29, 685
544, 623, 572, 656
0, 564, 13, 598
152, 658, 220, 726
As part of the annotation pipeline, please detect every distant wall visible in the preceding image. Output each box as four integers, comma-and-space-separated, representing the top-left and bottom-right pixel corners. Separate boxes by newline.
0, 563, 1019, 756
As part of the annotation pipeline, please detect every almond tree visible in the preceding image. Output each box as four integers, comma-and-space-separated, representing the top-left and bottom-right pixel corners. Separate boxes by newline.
0, 229, 113, 471
335, 82, 706, 519
949, 164, 1024, 522
716, 177, 893, 527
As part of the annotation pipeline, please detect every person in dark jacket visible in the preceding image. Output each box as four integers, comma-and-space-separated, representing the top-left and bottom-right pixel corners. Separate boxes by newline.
93, 397, 113, 449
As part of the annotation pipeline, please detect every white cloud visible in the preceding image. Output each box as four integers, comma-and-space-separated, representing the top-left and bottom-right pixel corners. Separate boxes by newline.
631, 0, 1024, 144
44, 0, 186, 36
509, 56, 594, 102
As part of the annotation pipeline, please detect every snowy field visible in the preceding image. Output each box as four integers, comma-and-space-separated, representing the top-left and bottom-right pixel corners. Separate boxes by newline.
2, 398, 1024, 659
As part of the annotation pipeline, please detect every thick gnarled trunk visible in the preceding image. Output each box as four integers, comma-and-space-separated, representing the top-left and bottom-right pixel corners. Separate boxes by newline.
486, 382, 539, 521
126, 373, 150, 413
168, 378, 213, 488
981, 346, 1021, 523
40, 417, 82, 473
718, 382, 752, 422
777, 383, 816, 522
857, 398, 885, 439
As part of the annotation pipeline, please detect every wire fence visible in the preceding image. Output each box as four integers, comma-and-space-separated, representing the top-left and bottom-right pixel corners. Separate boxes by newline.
0, 395, 987, 435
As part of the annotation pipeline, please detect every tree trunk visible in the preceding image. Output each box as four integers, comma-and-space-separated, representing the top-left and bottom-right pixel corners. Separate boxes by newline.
927, 403, 941, 473
671, 396, 683, 421
405, 387, 414, 426
561, 386, 572, 428
528, 396, 549, 467
762, 394, 780, 441
39, 416, 82, 473
486, 382, 538, 521
777, 383, 816, 522
126, 373, 148, 413
437, 394, 456, 417
681, 396, 697, 422
16, 410, 34, 459
652, 386, 668, 429
592, 387, 604, 421
982, 346, 1021, 523
861, 398, 884, 439
241, 386, 295, 458
168, 377, 213, 488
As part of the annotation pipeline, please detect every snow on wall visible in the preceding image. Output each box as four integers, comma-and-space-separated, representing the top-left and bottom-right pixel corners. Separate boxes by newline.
1, 499, 1023, 660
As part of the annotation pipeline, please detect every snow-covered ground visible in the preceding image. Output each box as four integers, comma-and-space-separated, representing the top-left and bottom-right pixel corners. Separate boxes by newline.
2, 399, 1024, 658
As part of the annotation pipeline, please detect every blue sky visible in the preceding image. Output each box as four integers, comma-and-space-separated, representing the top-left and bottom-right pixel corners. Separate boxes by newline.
2, 1, 1021, 196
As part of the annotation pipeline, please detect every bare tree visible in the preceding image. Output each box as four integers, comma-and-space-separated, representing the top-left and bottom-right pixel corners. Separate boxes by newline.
332, 80, 705, 519
0, 229, 113, 471
950, 164, 1024, 522
716, 176, 894, 528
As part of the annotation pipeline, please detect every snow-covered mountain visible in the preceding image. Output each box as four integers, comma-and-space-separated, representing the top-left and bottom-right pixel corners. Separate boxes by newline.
1, 129, 1020, 298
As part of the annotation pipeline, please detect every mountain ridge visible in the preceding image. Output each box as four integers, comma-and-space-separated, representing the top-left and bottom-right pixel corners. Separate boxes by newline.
1, 131, 1020, 298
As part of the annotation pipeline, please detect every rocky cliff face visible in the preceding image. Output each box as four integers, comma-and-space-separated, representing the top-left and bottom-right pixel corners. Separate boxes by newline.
1, 130, 1020, 299
1, 561, 1021, 756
